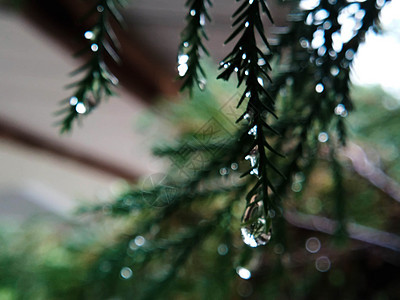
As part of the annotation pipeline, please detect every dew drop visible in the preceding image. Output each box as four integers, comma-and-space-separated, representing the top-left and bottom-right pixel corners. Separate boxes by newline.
245, 91, 251, 98
330, 65, 340, 76
84, 31, 94, 40
257, 77, 264, 86
198, 79, 206, 90
97, 5, 104, 12
75, 102, 86, 114
242, 53, 247, 60
69, 96, 78, 106
241, 194, 272, 248
236, 267, 251, 279
334, 103, 346, 116
178, 54, 189, 65
234, 67, 239, 72
178, 64, 188, 76
183, 41, 189, 48
91, 43, 99, 52
219, 167, 229, 176
315, 83, 324, 93
249, 0, 254, 4
224, 63, 229, 69
200, 14, 205, 26
318, 132, 329, 143
231, 162, 238, 170
317, 46, 326, 56
241, 220, 271, 247
245, 21, 250, 27
258, 58, 266, 66
120, 267, 133, 279
345, 49, 355, 60
323, 20, 332, 30
300, 38, 310, 48
134, 235, 146, 247
190, 9, 196, 16
247, 125, 257, 137
245, 70, 249, 76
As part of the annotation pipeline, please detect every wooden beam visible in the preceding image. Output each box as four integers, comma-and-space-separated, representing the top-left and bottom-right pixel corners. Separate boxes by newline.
0, 117, 139, 182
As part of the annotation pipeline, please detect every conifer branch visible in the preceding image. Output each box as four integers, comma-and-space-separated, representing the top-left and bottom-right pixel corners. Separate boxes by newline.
217, 0, 279, 244
57, 0, 124, 132
178, 0, 212, 93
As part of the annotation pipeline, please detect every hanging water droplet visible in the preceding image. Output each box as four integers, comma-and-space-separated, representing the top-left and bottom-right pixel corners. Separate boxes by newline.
190, 9, 196, 16
345, 49, 355, 60
134, 235, 146, 247
224, 63, 229, 69
249, 0, 254, 4
317, 46, 326, 56
318, 132, 329, 143
330, 65, 339, 76
69, 96, 78, 106
236, 266, 251, 279
245, 70, 249, 76
300, 38, 309, 49
198, 79, 206, 90
84, 31, 94, 40
91, 43, 99, 52
120, 267, 133, 279
219, 167, 229, 176
178, 54, 189, 65
323, 20, 332, 30
257, 77, 264, 86
247, 125, 257, 137
334, 103, 346, 116
183, 41, 189, 48
257, 58, 266, 66
97, 5, 104, 12
245, 91, 251, 98
177, 64, 188, 76
315, 83, 324, 93
241, 195, 272, 248
231, 162, 238, 170
200, 14, 205, 26
245, 147, 259, 176
242, 53, 247, 60
234, 67, 239, 72
245, 21, 250, 27
75, 102, 86, 114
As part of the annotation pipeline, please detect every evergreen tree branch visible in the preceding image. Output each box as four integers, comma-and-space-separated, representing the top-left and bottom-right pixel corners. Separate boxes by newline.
217, 0, 279, 246
57, 0, 124, 132
178, 0, 212, 93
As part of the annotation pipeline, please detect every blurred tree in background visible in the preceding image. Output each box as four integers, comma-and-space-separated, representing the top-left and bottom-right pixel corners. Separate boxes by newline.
1, 0, 400, 299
